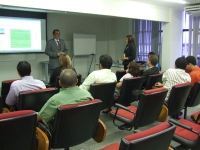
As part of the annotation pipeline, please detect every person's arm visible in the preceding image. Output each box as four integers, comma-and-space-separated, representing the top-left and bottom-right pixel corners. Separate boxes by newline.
116, 82, 122, 88
190, 73, 196, 87
38, 98, 57, 123
127, 45, 136, 61
79, 72, 96, 91
5, 83, 17, 107
45, 40, 59, 58
155, 82, 164, 87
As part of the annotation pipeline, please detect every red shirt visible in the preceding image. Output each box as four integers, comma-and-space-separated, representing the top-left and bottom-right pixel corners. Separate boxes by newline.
190, 66, 200, 87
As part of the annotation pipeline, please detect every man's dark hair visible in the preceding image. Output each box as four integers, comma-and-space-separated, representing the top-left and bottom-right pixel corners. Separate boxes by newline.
99, 54, 112, 69
149, 55, 158, 66
186, 56, 197, 65
175, 57, 187, 70
60, 69, 77, 88
53, 29, 60, 35
17, 61, 31, 77
149, 52, 155, 55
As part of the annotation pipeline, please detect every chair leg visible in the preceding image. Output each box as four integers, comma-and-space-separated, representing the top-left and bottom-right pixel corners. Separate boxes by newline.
65, 148, 69, 150
184, 107, 187, 119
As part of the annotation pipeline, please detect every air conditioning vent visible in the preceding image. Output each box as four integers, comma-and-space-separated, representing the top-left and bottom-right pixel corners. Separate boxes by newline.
184, 5, 200, 16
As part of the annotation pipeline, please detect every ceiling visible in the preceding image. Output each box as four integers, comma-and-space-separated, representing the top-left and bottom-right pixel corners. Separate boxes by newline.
130, 0, 200, 10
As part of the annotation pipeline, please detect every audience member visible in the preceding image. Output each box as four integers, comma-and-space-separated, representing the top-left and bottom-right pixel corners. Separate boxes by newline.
115, 61, 140, 96
137, 52, 160, 71
37, 69, 93, 131
79, 54, 117, 91
49, 54, 76, 86
155, 57, 191, 101
186, 56, 200, 88
142, 54, 159, 86
6, 61, 46, 108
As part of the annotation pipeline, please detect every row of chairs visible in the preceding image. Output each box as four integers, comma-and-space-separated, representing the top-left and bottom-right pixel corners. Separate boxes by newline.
1, 89, 199, 150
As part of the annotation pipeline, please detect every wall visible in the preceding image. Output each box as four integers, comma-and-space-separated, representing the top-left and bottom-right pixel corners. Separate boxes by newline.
0, 0, 170, 22
162, 9, 183, 71
0, 13, 132, 84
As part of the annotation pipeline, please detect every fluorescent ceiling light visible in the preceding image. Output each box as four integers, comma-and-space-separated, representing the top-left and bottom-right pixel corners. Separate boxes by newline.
163, 0, 189, 4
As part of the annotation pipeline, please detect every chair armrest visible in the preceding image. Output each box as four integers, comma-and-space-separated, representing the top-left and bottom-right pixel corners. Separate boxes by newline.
36, 127, 49, 150
115, 103, 136, 115
169, 119, 192, 131
93, 119, 107, 143
37, 121, 52, 149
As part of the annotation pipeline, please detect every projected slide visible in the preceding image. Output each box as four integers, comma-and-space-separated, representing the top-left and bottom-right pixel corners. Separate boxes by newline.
0, 17, 43, 53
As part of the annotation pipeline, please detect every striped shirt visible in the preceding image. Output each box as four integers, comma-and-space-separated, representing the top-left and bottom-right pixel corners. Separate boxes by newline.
163, 68, 191, 101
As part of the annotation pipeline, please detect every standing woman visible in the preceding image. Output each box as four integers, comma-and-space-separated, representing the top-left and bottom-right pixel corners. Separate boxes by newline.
121, 35, 136, 70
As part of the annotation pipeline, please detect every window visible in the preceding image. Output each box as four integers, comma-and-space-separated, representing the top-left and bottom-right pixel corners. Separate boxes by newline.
133, 20, 163, 62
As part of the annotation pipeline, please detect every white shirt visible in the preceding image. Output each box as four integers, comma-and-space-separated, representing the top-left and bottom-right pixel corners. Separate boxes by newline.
54, 38, 59, 46
6, 76, 46, 106
163, 68, 191, 101
119, 73, 133, 82
79, 69, 117, 91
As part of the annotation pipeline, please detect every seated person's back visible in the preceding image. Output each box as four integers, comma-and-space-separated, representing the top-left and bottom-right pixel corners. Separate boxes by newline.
115, 61, 140, 96
49, 54, 76, 86
186, 56, 200, 89
142, 54, 159, 86
6, 61, 46, 107
79, 54, 117, 91
155, 57, 191, 101
38, 69, 94, 130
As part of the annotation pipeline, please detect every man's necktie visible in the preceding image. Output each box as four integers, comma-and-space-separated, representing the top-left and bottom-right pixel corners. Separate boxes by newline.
57, 41, 61, 52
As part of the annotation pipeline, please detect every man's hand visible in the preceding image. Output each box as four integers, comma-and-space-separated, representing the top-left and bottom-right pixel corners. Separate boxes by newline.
155, 82, 164, 87
121, 56, 125, 61
57, 53, 61, 57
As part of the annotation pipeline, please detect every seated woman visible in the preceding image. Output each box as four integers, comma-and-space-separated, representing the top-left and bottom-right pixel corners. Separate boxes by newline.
115, 61, 140, 96
103, 62, 140, 113
49, 54, 76, 86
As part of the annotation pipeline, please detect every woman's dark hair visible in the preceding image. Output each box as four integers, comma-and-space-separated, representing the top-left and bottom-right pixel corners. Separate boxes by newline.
127, 61, 140, 77
126, 35, 135, 46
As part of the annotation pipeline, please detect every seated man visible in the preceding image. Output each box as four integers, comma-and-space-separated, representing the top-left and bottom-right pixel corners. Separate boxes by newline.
6, 61, 46, 108
155, 57, 191, 101
37, 69, 94, 130
185, 56, 200, 88
137, 52, 160, 71
142, 54, 159, 86
79, 54, 117, 91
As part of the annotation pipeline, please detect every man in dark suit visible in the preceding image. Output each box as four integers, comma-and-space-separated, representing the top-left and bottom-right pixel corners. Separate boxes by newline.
142, 54, 159, 86
45, 29, 68, 75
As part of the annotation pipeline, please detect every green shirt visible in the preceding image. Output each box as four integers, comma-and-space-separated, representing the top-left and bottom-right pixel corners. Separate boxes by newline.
39, 86, 94, 126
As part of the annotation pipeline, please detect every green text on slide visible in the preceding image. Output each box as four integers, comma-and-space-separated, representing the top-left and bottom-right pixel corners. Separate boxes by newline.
10, 29, 31, 48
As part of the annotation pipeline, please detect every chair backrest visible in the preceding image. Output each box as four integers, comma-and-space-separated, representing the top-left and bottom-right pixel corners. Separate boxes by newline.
167, 82, 192, 116
0, 96, 2, 113
116, 70, 126, 82
186, 82, 200, 107
118, 77, 144, 105
55, 74, 82, 90
1, 79, 19, 107
51, 99, 102, 149
89, 82, 116, 110
0, 110, 37, 150
133, 88, 168, 128
145, 73, 163, 90
119, 122, 176, 150
18, 88, 58, 112
77, 74, 82, 86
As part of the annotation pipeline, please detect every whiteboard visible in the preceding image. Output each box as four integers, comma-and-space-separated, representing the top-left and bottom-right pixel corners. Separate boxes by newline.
73, 33, 96, 55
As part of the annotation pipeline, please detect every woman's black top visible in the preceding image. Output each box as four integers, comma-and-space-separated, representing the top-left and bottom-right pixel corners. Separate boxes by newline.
49, 67, 76, 87
123, 44, 136, 66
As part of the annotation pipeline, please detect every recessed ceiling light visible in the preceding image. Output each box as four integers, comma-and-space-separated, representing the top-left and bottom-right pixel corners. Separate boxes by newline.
163, 0, 189, 4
